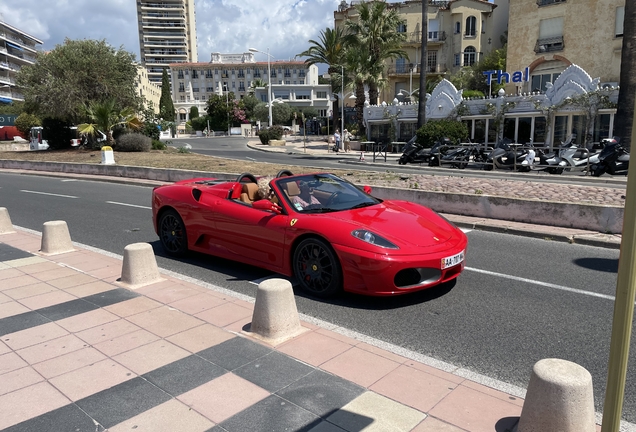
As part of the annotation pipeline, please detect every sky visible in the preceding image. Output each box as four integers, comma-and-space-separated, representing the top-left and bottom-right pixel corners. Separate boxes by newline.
0, 0, 351, 69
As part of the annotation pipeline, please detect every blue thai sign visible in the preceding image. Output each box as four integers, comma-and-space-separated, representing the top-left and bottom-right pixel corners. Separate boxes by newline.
483, 67, 530, 85
0, 115, 17, 125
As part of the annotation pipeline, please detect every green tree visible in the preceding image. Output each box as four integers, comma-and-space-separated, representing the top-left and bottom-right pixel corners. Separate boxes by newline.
16, 39, 140, 124
190, 116, 208, 131
0, 101, 26, 115
345, 0, 407, 105
253, 102, 292, 125
77, 99, 142, 145
614, 2, 636, 150
159, 69, 175, 121
14, 113, 41, 137
205, 94, 232, 131
297, 27, 347, 77
189, 106, 199, 119
240, 94, 260, 120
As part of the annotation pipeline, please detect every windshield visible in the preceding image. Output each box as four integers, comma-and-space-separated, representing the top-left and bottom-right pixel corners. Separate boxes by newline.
276, 173, 381, 213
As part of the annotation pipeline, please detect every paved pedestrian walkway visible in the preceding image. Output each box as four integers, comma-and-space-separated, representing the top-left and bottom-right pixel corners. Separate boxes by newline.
1, 226, 592, 432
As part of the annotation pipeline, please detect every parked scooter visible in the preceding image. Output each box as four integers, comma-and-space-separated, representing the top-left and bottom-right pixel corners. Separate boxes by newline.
398, 136, 453, 165
590, 137, 628, 176
437, 143, 489, 169
483, 138, 534, 171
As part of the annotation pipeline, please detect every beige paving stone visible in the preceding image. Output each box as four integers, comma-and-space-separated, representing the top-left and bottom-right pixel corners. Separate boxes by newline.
0, 291, 12, 304
56, 308, 119, 333
48, 358, 135, 401
461, 379, 524, 407
321, 346, 401, 388
33, 346, 107, 379
166, 323, 234, 353
0, 274, 41, 291
4, 256, 49, 268
113, 339, 190, 375
0, 262, 10, 270
62, 280, 115, 297
369, 364, 458, 413
127, 305, 204, 338
428, 384, 522, 432
411, 416, 468, 432
326, 391, 426, 432
177, 373, 269, 424
48, 273, 98, 289
356, 342, 409, 364
404, 360, 465, 385
17, 334, 89, 364
104, 296, 163, 317
168, 292, 227, 315
0, 351, 28, 375
0, 267, 23, 281
18, 290, 77, 310
92, 329, 160, 357
0, 366, 44, 396
0, 382, 70, 430
315, 327, 361, 346
194, 302, 253, 328
0, 301, 30, 319
145, 284, 201, 304
0, 340, 10, 355
4, 282, 58, 300
108, 399, 214, 432
30, 266, 79, 281
13, 260, 61, 275
278, 330, 353, 366
75, 319, 141, 345
3, 322, 69, 351
89, 265, 123, 280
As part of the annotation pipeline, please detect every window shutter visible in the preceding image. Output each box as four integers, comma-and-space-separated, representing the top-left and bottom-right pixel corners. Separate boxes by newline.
616, 6, 625, 36
539, 17, 564, 38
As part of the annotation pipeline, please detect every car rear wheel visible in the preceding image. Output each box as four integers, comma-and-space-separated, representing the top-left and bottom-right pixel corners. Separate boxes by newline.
293, 238, 342, 298
159, 209, 188, 256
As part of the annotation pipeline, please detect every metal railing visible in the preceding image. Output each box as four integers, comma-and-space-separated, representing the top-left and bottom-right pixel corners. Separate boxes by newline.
537, 0, 566, 6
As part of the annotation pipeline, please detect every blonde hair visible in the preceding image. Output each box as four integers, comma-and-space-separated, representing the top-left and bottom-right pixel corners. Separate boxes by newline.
257, 177, 273, 199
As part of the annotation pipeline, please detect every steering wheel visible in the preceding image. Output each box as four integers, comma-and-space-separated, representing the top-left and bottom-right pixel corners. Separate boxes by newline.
276, 169, 294, 178
236, 173, 258, 183
326, 191, 343, 206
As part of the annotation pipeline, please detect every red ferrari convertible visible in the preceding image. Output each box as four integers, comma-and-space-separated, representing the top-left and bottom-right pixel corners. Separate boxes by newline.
152, 171, 467, 297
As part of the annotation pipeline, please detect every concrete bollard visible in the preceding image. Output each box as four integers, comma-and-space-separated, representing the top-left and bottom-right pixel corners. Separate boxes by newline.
0, 207, 15, 234
248, 278, 305, 344
119, 242, 163, 288
41, 221, 74, 255
518, 358, 596, 432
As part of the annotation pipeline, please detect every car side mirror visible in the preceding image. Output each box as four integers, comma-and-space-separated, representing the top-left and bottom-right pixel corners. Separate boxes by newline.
363, 185, 372, 194
252, 200, 282, 214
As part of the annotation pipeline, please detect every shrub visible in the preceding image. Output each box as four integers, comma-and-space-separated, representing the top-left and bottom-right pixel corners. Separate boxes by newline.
140, 122, 160, 140
178, 146, 191, 153
462, 90, 485, 99
14, 113, 41, 136
190, 116, 208, 132
42, 117, 74, 150
269, 125, 284, 140
416, 119, 468, 148
258, 128, 270, 144
115, 133, 151, 152
152, 139, 166, 150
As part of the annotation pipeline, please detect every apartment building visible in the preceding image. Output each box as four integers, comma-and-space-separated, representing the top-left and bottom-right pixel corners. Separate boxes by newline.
136, 0, 198, 84
334, 0, 506, 104
170, 52, 333, 128
507, 0, 625, 94
0, 19, 42, 103
135, 64, 162, 114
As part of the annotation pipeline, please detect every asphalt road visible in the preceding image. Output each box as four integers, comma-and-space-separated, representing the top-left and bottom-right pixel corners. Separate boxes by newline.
0, 171, 632, 423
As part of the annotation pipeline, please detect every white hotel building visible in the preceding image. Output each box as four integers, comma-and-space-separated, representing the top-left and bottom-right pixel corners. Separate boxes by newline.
170, 52, 333, 129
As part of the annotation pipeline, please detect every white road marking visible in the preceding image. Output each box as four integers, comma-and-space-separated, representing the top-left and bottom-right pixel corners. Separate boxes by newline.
20, 190, 78, 199
61, 179, 78, 182
465, 266, 616, 301
245, 157, 256, 161
460, 228, 472, 233
106, 201, 152, 210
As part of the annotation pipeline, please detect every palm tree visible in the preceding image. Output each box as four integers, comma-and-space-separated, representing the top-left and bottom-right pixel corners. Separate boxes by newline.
297, 27, 348, 75
343, 46, 373, 135
613, 2, 636, 150
345, 0, 408, 105
248, 79, 267, 96
77, 99, 142, 145
417, 0, 428, 129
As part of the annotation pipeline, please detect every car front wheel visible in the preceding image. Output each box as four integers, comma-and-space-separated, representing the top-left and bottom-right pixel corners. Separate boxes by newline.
159, 209, 188, 256
293, 238, 342, 298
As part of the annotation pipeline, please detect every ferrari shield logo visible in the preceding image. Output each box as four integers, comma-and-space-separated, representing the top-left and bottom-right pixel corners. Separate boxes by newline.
290, 219, 298, 226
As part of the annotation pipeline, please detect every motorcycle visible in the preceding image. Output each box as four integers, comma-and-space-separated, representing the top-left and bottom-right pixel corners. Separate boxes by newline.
483, 138, 534, 172
398, 136, 453, 165
436, 143, 490, 169
590, 137, 628, 176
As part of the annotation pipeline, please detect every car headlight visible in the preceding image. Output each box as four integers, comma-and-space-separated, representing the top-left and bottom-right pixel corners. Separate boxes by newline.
351, 229, 399, 249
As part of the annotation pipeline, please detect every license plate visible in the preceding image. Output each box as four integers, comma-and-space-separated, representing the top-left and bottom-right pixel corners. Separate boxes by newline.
441, 250, 464, 269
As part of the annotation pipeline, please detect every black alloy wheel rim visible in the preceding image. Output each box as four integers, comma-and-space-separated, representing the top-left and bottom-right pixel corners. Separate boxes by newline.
160, 214, 185, 253
295, 242, 334, 294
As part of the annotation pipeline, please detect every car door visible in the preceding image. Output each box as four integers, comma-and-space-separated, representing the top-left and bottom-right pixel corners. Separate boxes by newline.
213, 199, 289, 270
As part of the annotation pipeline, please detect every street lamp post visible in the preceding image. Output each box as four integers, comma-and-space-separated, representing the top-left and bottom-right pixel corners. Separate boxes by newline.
223, 84, 230, 136
249, 47, 273, 127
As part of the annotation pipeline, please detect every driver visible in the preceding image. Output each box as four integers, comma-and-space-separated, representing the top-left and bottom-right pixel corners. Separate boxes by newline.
292, 180, 320, 210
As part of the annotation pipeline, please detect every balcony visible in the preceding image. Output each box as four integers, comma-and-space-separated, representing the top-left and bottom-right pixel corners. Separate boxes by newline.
387, 64, 417, 75
534, 35, 564, 53
402, 31, 446, 44
537, 0, 566, 5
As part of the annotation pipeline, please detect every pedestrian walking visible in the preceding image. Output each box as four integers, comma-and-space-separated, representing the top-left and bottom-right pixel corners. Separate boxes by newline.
343, 129, 351, 152
333, 129, 341, 153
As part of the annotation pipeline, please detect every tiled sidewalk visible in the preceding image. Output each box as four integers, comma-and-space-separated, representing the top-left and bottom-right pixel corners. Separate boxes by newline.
1, 228, 530, 432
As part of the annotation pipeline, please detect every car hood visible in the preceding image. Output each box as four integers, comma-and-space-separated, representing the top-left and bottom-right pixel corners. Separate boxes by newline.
329, 200, 458, 248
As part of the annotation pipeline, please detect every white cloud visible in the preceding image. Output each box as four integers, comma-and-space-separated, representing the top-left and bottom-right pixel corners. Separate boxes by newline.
0, 0, 341, 67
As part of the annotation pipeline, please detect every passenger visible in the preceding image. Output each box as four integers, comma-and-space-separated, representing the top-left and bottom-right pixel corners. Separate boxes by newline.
291, 180, 320, 210
257, 177, 276, 202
